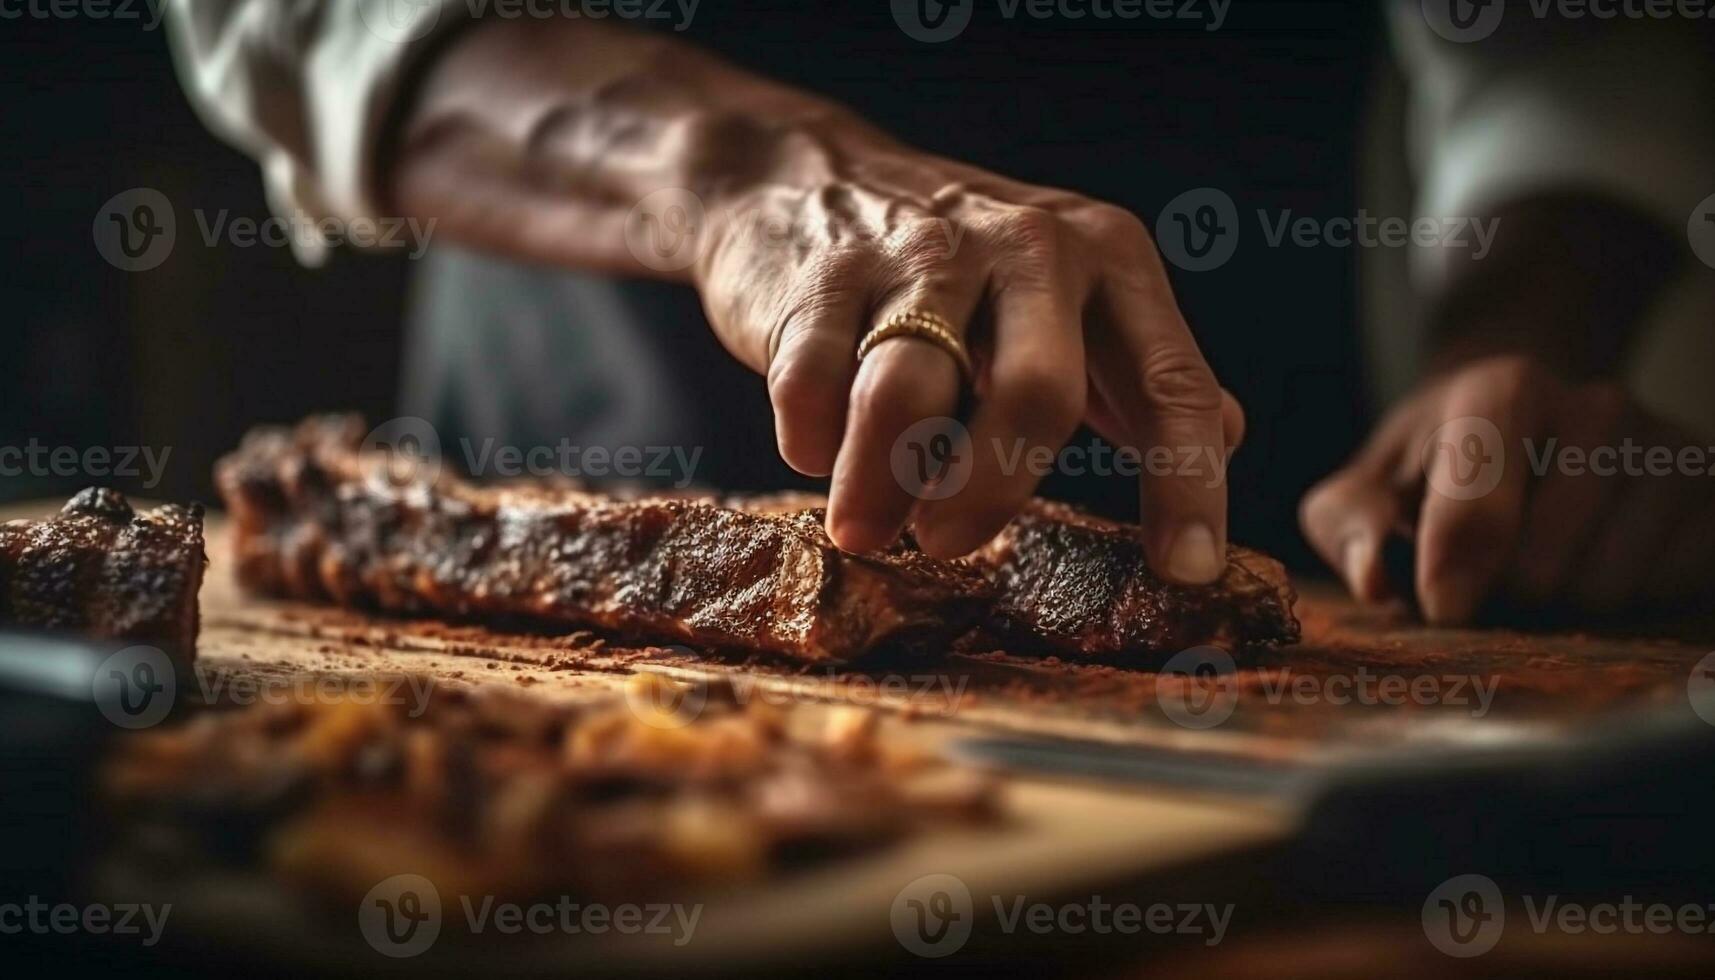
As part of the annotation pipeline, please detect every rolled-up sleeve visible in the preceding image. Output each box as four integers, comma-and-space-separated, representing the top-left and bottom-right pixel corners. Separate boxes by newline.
165, 0, 471, 264
1387, 5, 1715, 286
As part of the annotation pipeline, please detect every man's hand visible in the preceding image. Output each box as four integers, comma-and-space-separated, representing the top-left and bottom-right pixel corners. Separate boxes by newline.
1300, 355, 1715, 623
390, 18, 1240, 580
693, 144, 1242, 574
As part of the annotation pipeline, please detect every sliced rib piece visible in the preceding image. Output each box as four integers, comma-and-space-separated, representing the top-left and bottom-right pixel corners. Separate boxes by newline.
215, 417, 993, 662
0, 487, 206, 660
733, 493, 1300, 656
968, 500, 1299, 656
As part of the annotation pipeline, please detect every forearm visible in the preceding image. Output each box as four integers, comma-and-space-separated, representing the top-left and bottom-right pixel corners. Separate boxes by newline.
384, 17, 893, 281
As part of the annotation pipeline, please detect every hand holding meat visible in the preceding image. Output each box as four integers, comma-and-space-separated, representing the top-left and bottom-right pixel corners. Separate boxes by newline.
392, 18, 1240, 582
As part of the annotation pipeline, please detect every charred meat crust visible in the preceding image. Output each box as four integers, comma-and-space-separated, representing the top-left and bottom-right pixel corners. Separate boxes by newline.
215, 417, 993, 662
0, 487, 206, 661
217, 417, 1299, 661
968, 500, 1300, 657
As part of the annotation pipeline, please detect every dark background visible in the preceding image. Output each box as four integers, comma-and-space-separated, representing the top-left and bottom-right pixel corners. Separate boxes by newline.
0, 1, 1377, 569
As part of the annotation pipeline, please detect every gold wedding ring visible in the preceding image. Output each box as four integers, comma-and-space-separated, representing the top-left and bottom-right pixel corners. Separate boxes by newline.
856, 310, 973, 382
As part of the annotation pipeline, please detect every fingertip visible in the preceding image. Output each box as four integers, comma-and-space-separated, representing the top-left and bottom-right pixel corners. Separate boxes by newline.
824, 509, 897, 554
776, 429, 836, 478
1154, 521, 1226, 585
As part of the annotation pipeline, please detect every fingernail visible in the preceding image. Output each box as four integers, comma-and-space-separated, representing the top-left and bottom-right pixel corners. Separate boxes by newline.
1164, 523, 1225, 584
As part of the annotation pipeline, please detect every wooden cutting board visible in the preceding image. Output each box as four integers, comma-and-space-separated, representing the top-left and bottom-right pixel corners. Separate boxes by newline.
187, 513, 1713, 765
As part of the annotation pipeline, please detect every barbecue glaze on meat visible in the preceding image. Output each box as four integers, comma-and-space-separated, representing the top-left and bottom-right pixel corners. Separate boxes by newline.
0, 488, 206, 660
969, 500, 1299, 657
215, 417, 993, 661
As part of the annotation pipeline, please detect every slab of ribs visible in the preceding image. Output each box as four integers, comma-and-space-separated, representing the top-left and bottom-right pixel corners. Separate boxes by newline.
217, 416, 1298, 662
0, 487, 206, 661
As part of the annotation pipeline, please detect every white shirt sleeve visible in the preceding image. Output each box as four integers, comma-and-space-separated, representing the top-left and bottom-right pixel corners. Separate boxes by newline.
1387, 4, 1715, 287
165, 0, 472, 265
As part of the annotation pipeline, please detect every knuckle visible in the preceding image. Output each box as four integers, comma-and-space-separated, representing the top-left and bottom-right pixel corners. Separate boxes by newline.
1082, 202, 1148, 244
1137, 346, 1223, 416
767, 348, 840, 418
889, 217, 961, 266
989, 205, 1061, 252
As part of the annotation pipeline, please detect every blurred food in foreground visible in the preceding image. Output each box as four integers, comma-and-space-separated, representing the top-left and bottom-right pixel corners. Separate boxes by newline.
101, 675, 1000, 909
